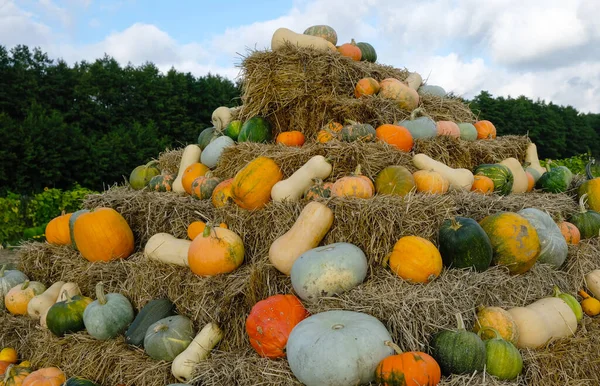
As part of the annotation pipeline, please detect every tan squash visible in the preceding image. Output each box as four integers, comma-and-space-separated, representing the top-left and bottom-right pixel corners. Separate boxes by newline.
585, 269, 600, 299
271, 156, 332, 202
144, 233, 191, 267
171, 323, 223, 382
507, 306, 552, 349
172, 144, 202, 193
525, 143, 546, 179
27, 281, 65, 320
500, 157, 529, 193
269, 201, 334, 275
413, 153, 474, 190
40, 282, 81, 328
405, 72, 423, 90
526, 297, 577, 339
211, 106, 233, 131
271, 28, 336, 52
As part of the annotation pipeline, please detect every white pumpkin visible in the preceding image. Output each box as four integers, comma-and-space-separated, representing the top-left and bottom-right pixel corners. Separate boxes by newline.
211, 106, 233, 131
201, 136, 235, 169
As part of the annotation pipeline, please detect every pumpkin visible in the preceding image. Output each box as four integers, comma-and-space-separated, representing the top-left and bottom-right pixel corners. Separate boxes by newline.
478, 327, 523, 380
473, 306, 519, 345
230, 156, 283, 210
211, 178, 234, 208
5, 281, 46, 316
317, 129, 335, 143
144, 315, 195, 361
72, 208, 134, 262
129, 160, 161, 190
474, 164, 514, 196
579, 290, 600, 317
245, 294, 309, 359
68, 209, 89, 250
1, 364, 32, 386
379, 78, 419, 111
568, 194, 600, 239
397, 108, 437, 139
471, 175, 494, 194
291, 242, 368, 301
585, 269, 600, 299
430, 313, 486, 375
45, 213, 72, 245
197, 127, 218, 150
201, 136, 235, 168
304, 179, 333, 200
438, 217, 492, 272
324, 121, 343, 133
40, 282, 81, 329
413, 154, 474, 191
517, 208, 567, 269
474, 120, 496, 139
0, 348, 17, 364
276, 131, 305, 146
303, 25, 337, 45
269, 201, 334, 275
375, 124, 413, 152
147, 173, 176, 192
46, 291, 93, 337
374, 165, 415, 196
526, 297, 577, 339
21, 367, 65, 386
337, 39, 361, 61
271, 27, 337, 52
457, 122, 477, 141
144, 233, 191, 267
374, 341, 441, 386
286, 310, 394, 386
553, 286, 583, 323
188, 225, 244, 276
479, 212, 540, 275
223, 120, 243, 141
211, 106, 233, 131
0, 266, 28, 309
356, 41, 377, 62
499, 158, 529, 193
558, 221, 580, 244
354, 77, 380, 98
405, 72, 423, 90
387, 236, 442, 284
418, 84, 446, 97
525, 171, 535, 192
173, 144, 202, 193
0, 361, 10, 377
181, 163, 210, 195
190, 174, 221, 200
27, 281, 64, 320
271, 156, 332, 202
536, 162, 573, 193
436, 121, 460, 138
578, 160, 600, 212
63, 377, 99, 386
187, 221, 227, 240
171, 323, 223, 382
83, 282, 134, 340
524, 143, 546, 180
332, 165, 374, 198
238, 116, 273, 143
340, 121, 376, 142
125, 298, 176, 347
413, 170, 449, 194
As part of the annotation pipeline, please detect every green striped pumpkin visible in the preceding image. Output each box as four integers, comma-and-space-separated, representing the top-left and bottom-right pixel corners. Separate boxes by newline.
356, 42, 376, 62
303, 25, 337, 45
474, 164, 514, 196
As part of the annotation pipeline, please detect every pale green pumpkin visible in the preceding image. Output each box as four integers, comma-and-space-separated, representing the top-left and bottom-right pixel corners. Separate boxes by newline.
83, 282, 135, 340
144, 315, 195, 361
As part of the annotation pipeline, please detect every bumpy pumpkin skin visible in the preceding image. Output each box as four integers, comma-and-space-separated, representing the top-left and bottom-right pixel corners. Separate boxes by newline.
188, 226, 244, 276
191, 175, 221, 200
340, 123, 376, 142
304, 180, 333, 200
375, 349, 441, 386
473, 306, 519, 345
2, 364, 32, 386
479, 212, 540, 275
231, 157, 283, 210
388, 236, 442, 284
45, 213, 72, 245
211, 178, 234, 208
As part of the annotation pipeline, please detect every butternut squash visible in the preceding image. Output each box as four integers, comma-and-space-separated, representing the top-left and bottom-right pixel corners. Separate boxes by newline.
507, 306, 552, 349
171, 323, 223, 382
27, 281, 65, 319
271, 156, 332, 202
40, 282, 81, 328
525, 143, 546, 180
405, 72, 423, 91
269, 201, 334, 275
211, 106, 233, 132
271, 28, 336, 52
526, 297, 577, 339
585, 269, 600, 299
173, 145, 202, 193
144, 233, 191, 267
412, 153, 474, 190
500, 157, 529, 193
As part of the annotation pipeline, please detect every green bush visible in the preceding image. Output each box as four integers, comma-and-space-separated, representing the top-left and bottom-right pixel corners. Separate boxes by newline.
540, 152, 593, 175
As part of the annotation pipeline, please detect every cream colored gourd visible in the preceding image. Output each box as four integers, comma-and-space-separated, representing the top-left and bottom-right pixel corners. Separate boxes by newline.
171, 322, 223, 382
525, 143, 546, 179
271, 28, 336, 52
211, 106, 233, 131
144, 233, 191, 267
507, 306, 552, 349
27, 281, 65, 319
500, 157, 529, 193
271, 156, 332, 202
269, 201, 334, 275
172, 144, 202, 193
405, 72, 423, 91
412, 153, 474, 190
40, 282, 81, 328
585, 269, 600, 298
526, 297, 577, 339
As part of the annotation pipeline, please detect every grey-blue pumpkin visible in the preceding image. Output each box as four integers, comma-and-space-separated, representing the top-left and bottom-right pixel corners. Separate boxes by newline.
83, 282, 135, 340
517, 208, 567, 269
144, 315, 195, 361
418, 84, 447, 97
200, 135, 235, 169
397, 108, 437, 139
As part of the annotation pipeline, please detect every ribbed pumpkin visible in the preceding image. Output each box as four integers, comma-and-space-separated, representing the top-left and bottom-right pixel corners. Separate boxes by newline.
457, 123, 478, 141
304, 179, 333, 200
2, 364, 32, 386
337, 39, 361, 61
303, 25, 337, 45
354, 77, 380, 98
471, 175, 494, 194
375, 165, 415, 196
479, 212, 540, 274
517, 208, 568, 269
473, 306, 519, 345
568, 194, 600, 239
224, 120, 243, 141
72, 208, 134, 262
578, 160, 600, 212
5, 280, 46, 315
21, 367, 66, 386
379, 78, 419, 111
436, 121, 460, 138
387, 236, 442, 284
188, 225, 244, 276
230, 156, 283, 210
46, 291, 93, 337
558, 221, 580, 244
211, 178, 234, 208
438, 217, 492, 272
144, 315, 195, 361
332, 165, 374, 199
276, 131, 305, 147
45, 213, 72, 246
147, 173, 176, 192
397, 108, 437, 139
317, 129, 335, 143
245, 294, 309, 359
375, 341, 441, 386
181, 163, 210, 195
190, 174, 221, 200
375, 124, 413, 152
129, 160, 160, 190
340, 121, 376, 142
356, 42, 377, 62
474, 120, 497, 139
83, 282, 135, 340
478, 327, 523, 380
474, 164, 514, 196
413, 170, 449, 194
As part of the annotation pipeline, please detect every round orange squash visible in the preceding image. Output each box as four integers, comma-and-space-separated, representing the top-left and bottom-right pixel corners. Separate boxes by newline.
379, 78, 419, 111
413, 170, 449, 194
436, 121, 460, 138
474, 120, 497, 139
337, 39, 361, 61
188, 225, 244, 276
45, 213, 72, 246
375, 341, 441, 386
276, 131, 305, 147
471, 175, 494, 194
558, 221, 580, 245
525, 171, 535, 192
187, 221, 227, 240
472, 306, 519, 345
375, 124, 413, 152
331, 165, 374, 199
182, 163, 210, 195
211, 178, 234, 208
387, 236, 442, 283
22, 367, 65, 386
354, 77, 380, 98
479, 212, 540, 275
231, 156, 283, 210
5, 281, 46, 315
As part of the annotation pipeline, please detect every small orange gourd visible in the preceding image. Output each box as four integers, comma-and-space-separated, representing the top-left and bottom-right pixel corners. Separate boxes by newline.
558, 221, 580, 245
375, 341, 441, 386
187, 221, 228, 240
45, 213, 72, 246
276, 131, 305, 147
331, 165, 374, 199
579, 289, 600, 316
386, 236, 442, 284
474, 120, 497, 139
181, 163, 210, 195
375, 124, 413, 152
188, 225, 244, 276
211, 178, 234, 208
354, 77, 380, 98
471, 175, 494, 194
337, 39, 361, 61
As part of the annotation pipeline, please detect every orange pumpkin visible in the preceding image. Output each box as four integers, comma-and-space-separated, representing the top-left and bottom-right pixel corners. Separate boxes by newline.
354, 77, 380, 98
211, 178, 234, 208
324, 121, 343, 133
471, 175, 494, 194
276, 131, 305, 147
22, 367, 65, 386
558, 221, 580, 245
379, 78, 419, 111
375, 124, 413, 152
304, 179, 334, 200
387, 236, 442, 284
474, 120, 497, 139
413, 170, 449, 194
187, 221, 228, 240
182, 163, 210, 195
317, 129, 336, 143
525, 171, 535, 192
331, 165, 374, 199
5, 281, 46, 315
188, 225, 244, 276
45, 213, 72, 246
231, 157, 283, 210
0, 361, 11, 375
72, 207, 135, 262
191, 174, 221, 200
436, 121, 460, 138
375, 341, 441, 386
1, 364, 32, 386
0, 348, 17, 364
337, 39, 361, 61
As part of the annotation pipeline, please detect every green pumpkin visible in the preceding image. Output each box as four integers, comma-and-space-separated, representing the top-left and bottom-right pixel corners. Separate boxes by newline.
355, 42, 377, 62
569, 194, 600, 239
83, 282, 135, 340
0, 265, 28, 309
474, 164, 514, 196
224, 120, 243, 141
125, 298, 176, 347
553, 285, 583, 322
197, 127, 218, 150
375, 165, 416, 196
536, 163, 573, 193
303, 25, 338, 45
46, 291, 93, 337
517, 208, 567, 268
64, 377, 100, 386
418, 84, 446, 97
148, 173, 176, 192
430, 313, 486, 375
340, 122, 376, 142
129, 160, 160, 190
457, 123, 478, 141
191, 174, 221, 200
397, 108, 437, 139
69, 209, 90, 250
478, 327, 522, 380
144, 315, 195, 361
438, 217, 493, 272
238, 116, 272, 143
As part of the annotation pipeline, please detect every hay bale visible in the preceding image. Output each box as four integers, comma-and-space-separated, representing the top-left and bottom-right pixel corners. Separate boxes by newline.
157, 148, 183, 175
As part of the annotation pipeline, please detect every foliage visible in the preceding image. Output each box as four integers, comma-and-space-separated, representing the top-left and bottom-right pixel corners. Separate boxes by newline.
540, 152, 593, 176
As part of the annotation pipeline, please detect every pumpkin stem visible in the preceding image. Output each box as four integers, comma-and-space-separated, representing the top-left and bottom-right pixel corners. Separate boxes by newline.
384, 340, 404, 355
579, 289, 591, 299
449, 217, 462, 231
475, 305, 486, 313
553, 285, 563, 298
586, 159, 596, 181
96, 282, 107, 305
61, 289, 72, 303
202, 224, 212, 238
154, 323, 169, 333
0, 265, 5, 277
3, 364, 14, 383
545, 160, 552, 173
477, 326, 502, 340
409, 107, 424, 121
579, 194, 589, 213
21, 280, 30, 290
455, 312, 465, 330
350, 38, 357, 45
354, 164, 363, 176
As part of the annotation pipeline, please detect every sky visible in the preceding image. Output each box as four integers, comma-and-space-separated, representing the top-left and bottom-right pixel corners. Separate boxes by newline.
2, 0, 599, 113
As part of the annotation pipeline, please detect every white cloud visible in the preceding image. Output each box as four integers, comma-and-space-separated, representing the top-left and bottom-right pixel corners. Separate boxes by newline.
38, 0, 71, 28
0, 1, 53, 47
